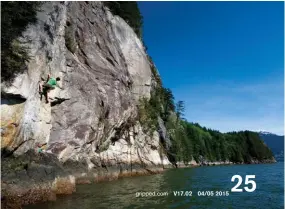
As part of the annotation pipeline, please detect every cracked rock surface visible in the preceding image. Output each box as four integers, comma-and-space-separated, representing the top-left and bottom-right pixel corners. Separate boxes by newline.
1, 1, 171, 175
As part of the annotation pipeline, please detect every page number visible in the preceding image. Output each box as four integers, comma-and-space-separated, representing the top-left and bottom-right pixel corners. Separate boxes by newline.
231, 175, 256, 192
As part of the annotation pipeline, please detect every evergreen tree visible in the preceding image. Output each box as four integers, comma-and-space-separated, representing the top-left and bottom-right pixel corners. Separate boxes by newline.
1, 1, 42, 83
176, 101, 185, 123
104, 1, 143, 38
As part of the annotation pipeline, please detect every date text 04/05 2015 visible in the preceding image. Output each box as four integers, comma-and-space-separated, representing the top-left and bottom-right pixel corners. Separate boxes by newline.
173, 191, 230, 197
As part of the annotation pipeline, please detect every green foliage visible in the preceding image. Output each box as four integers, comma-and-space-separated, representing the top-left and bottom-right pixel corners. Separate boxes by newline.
175, 101, 185, 122
137, 97, 158, 134
1, 1, 42, 83
136, 82, 176, 138
160, 88, 175, 121
104, 1, 143, 38
150, 86, 275, 164
169, 120, 274, 163
2, 40, 31, 82
148, 55, 162, 86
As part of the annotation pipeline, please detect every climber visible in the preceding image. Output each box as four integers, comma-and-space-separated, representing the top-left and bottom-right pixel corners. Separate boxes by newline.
39, 74, 61, 103
35, 142, 47, 153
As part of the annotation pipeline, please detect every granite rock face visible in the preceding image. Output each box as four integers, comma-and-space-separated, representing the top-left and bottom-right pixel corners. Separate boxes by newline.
1, 1, 171, 176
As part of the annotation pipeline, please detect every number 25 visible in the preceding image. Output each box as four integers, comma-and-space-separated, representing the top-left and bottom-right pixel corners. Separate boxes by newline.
231, 175, 256, 192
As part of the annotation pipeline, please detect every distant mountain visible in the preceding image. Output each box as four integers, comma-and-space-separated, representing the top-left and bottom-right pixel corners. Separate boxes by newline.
259, 132, 284, 161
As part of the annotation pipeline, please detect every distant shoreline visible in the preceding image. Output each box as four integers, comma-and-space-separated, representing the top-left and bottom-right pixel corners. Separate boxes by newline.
174, 159, 277, 168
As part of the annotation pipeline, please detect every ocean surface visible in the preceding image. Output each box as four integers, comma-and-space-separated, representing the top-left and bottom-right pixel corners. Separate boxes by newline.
25, 162, 284, 209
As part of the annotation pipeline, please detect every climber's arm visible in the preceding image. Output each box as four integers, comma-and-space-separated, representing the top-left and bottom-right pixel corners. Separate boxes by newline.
46, 74, 50, 83
56, 83, 64, 90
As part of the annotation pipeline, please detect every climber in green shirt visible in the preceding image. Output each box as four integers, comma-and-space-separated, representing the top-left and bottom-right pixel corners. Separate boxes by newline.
39, 74, 61, 103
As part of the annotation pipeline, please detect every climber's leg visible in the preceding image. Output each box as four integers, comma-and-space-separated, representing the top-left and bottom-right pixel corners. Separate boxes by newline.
42, 84, 50, 103
44, 90, 51, 103
39, 82, 47, 101
42, 83, 55, 104
44, 88, 50, 103
39, 83, 42, 93
39, 83, 43, 100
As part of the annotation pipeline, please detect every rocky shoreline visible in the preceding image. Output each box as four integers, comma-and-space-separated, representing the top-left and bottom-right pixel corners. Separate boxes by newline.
1, 150, 276, 209
176, 158, 276, 168
1, 150, 168, 209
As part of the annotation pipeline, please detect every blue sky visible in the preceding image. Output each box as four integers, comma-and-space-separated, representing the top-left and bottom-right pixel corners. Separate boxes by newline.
138, 2, 284, 135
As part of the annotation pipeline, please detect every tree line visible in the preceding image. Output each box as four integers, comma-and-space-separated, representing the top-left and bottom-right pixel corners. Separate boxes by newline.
138, 73, 274, 164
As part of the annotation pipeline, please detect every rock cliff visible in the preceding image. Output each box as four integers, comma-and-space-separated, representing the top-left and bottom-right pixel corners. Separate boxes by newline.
2, 1, 170, 164
1, 2, 171, 207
